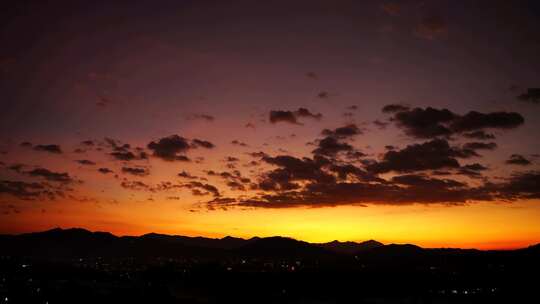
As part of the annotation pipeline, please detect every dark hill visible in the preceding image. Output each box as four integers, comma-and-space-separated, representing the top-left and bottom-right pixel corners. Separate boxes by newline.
235, 236, 333, 258
318, 239, 383, 254
1, 228, 538, 263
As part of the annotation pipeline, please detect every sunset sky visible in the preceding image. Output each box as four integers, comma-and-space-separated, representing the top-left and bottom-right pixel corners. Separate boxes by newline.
1, 0, 540, 249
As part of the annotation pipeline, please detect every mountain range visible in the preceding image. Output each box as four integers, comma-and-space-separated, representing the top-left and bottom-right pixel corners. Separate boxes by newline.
0, 227, 538, 260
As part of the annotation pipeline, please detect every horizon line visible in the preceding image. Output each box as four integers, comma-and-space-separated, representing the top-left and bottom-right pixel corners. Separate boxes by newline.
4, 226, 539, 252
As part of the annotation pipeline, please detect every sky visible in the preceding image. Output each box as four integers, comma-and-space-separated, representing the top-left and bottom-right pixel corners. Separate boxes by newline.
1, 0, 540, 249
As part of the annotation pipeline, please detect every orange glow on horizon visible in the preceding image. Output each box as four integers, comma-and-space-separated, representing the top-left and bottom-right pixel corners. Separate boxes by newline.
2, 198, 539, 250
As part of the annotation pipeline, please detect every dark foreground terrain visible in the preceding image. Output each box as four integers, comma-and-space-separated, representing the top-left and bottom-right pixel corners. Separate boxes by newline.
0, 228, 538, 303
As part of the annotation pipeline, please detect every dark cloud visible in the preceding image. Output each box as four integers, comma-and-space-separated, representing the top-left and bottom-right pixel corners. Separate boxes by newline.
327, 163, 380, 182
462, 131, 495, 140
244, 160, 260, 167
0, 180, 51, 200
195, 141, 535, 209
321, 124, 362, 139
121, 167, 150, 176
120, 180, 150, 191
462, 142, 497, 152
258, 155, 335, 192
235, 177, 490, 208
147, 135, 214, 161
269, 111, 299, 124
81, 140, 95, 146
459, 163, 488, 178
517, 88, 540, 104
27, 168, 74, 183
296, 108, 323, 120
110, 151, 139, 161
196, 115, 537, 209
382, 104, 410, 113
104, 138, 148, 161
206, 169, 252, 191
226, 181, 247, 191
191, 139, 215, 149
269, 108, 322, 124
317, 91, 329, 99
247, 151, 269, 158
182, 181, 220, 197
98, 168, 113, 174
389, 107, 456, 138
205, 197, 237, 208
506, 154, 532, 166
387, 174, 490, 203
385, 106, 524, 139
367, 139, 464, 174
258, 155, 378, 192
76, 160, 96, 166
450, 111, 524, 133
33, 144, 62, 154
391, 174, 465, 188
178, 171, 198, 179
103, 137, 123, 148
462, 163, 488, 171
19, 142, 32, 148
213, 144, 535, 209
373, 120, 389, 129
496, 171, 540, 200
229, 153, 500, 208
231, 140, 248, 147
312, 136, 356, 157
177, 109, 534, 210
313, 124, 365, 158
347, 105, 358, 110
120, 180, 183, 192
7, 164, 25, 173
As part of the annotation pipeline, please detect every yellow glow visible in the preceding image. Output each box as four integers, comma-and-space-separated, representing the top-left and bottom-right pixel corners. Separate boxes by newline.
3, 197, 539, 250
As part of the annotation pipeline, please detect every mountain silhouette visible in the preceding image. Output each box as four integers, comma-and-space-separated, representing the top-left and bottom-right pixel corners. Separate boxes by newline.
235, 236, 332, 258
318, 239, 383, 254
1, 228, 539, 261
2, 228, 540, 303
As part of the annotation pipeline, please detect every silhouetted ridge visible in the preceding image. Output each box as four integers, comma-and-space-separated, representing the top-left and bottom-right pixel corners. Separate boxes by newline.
139, 232, 246, 249
0, 228, 538, 261
376, 243, 423, 252
24, 227, 116, 240
319, 239, 383, 254
236, 236, 333, 258
522, 243, 540, 253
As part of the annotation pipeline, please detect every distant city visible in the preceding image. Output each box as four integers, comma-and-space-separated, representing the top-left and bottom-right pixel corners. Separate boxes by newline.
0, 228, 538, 303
